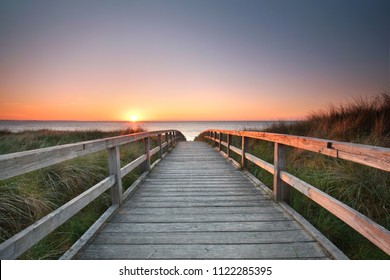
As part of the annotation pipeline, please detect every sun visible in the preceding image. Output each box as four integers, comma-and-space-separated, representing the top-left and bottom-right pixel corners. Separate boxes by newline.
130, 115, 138, 122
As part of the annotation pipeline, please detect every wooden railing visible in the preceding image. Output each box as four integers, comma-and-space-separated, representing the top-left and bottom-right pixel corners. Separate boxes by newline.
0, 130, 185, 259
200, 129, 390, 256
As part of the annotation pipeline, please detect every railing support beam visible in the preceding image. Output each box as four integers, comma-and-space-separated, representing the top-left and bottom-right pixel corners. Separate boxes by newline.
143, 137, 151, 172
241, 136, 248, 169
157, 134, 163, 159
273, 143, 290, 202
108, 146, 123, 205
227, 134, 232, 158
165, 133, 169, 151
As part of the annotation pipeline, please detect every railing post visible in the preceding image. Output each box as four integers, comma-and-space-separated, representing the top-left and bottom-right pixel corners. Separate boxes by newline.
173, 131, 176, 146
165, 133, 169, 151
227, 134, 231, 158
213, 132, 217, 147
108, 146, 123, 205
170, 132, 173, 148
157, 134, 163, 159
241, 136, 248, 169
273, 143, 290, 202
218, 132, 222, 151
143, 137, 151, 171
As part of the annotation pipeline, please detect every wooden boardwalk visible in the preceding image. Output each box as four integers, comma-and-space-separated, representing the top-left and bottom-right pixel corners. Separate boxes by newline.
76, 141, 329, 259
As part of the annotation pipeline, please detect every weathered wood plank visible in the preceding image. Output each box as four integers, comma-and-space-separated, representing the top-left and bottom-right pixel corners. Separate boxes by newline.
133, 190, 263, 197
110, 212, 290, 223
128, 195, 268, 202
100, 220, 302, 233
117, 206, 282, 215
245, 152, 274, 174
92, 230, 313, 244
78, 243, 327, 259
122, 201, 271, 208
120, 154, 147, 177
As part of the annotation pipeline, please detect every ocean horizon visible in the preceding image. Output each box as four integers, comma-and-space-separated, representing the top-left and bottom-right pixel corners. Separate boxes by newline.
0, 120, 282, 141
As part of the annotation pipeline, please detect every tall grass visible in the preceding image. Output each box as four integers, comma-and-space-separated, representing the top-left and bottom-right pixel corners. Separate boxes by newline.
0, 128, 146, 259
255, 92, 390, 259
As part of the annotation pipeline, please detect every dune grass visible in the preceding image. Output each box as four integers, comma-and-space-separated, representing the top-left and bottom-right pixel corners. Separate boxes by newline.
0, 128, 147, 259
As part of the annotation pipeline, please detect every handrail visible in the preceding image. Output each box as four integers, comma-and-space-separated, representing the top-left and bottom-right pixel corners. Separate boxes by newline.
0, 129, 186, 259
200, 129, 390, 256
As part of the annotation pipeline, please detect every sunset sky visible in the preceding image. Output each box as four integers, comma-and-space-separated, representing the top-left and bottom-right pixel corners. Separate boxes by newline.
0, 0, 389, 121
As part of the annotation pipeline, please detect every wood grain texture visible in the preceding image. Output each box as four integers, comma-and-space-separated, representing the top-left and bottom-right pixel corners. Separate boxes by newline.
78, 243, 327, 259
76, 142, 330, 259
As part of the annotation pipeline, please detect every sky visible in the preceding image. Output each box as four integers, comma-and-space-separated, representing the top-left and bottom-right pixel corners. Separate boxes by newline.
0, 0, 389, 121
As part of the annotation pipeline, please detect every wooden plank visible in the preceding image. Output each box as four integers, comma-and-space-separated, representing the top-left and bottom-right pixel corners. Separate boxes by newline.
92, 230, 313, 244
138, 186, 254, 191
123, 201, 274, 208
78, 243, 327, 259
110, 212, 290, 223
102, 220, 302, 233
280, 171, 390, 255
230, 145, 242, 156
117, 206, 282, 215
0, 176, 115, 259
128, 196, 268, 203
149, 146, 160, 157
245, 152, 274, 174
133, 190, 263, 197
120, 154, 147, 177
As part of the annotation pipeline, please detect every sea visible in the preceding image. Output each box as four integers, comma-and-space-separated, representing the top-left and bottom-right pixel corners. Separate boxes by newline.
0, 120, 278, 141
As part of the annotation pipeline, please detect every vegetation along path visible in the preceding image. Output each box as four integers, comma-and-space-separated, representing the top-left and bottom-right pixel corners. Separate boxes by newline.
76, 141, 331, 259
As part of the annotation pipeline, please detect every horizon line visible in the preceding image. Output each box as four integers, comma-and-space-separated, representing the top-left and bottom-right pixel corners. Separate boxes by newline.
0, 118, 303, 122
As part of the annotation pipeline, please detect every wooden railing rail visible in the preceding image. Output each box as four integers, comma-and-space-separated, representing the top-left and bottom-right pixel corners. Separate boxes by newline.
200, 129, 390, 255
0, 130, 186, 259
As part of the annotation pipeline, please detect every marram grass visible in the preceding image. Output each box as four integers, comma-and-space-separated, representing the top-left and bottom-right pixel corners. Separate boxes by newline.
0, 128, 146, 259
